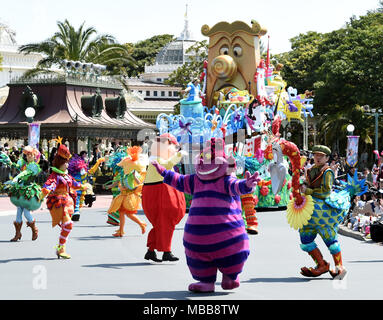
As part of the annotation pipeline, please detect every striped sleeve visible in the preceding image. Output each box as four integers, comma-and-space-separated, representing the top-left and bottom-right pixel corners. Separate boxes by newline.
224, 176, 253, 197
162, 169, 195, 195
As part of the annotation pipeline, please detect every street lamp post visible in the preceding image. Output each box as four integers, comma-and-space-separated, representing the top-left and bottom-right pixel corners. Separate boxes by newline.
364, 105, 383, 158
25, 107, 35, 124
25, 107, 37, 147
347, 124, 355, 136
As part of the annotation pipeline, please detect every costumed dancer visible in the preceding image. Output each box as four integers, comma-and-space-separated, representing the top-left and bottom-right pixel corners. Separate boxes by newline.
270, 140, 367, 280
104, 148, 127, 226
40, 144, 82, 259
151, 138, 260, 293
68, 154, 105, 222
2, 146, 42, 241
142, 133, 186, 263
236, 155, 260, 234
107, 146, 147, 237
299, 145, 354, 279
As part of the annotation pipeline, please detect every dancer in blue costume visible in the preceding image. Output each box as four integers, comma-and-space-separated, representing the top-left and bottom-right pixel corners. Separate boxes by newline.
68, 154, 105, 222
299, 145, 367, 280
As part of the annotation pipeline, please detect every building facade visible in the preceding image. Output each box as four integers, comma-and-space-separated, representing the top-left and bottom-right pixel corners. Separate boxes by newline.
126, 4, 203, 123
0, 22, 42, 89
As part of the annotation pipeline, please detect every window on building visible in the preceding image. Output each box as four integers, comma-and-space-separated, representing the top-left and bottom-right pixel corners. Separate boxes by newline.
146, 91, 150, 96
153, 91, 158, 97
174, 91, 179, 97
156, 78, 162, 82
168, 91, 173, 97
161, 91, 165, 97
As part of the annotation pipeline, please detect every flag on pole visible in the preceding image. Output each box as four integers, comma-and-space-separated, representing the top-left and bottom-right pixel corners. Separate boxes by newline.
28, 123, 40, 149
346, 135, 359, 167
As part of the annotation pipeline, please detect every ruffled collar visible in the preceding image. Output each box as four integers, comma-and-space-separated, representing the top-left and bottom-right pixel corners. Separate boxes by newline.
52, 167, 68, 175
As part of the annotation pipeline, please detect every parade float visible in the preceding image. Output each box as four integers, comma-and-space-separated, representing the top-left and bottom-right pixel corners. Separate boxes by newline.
156, 19, 315, 210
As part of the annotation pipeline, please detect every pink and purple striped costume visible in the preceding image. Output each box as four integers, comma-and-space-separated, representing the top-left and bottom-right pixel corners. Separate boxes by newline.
159, 169, 252, 283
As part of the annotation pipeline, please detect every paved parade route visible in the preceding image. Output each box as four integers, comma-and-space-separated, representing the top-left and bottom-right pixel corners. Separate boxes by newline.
1, 197, 383, 301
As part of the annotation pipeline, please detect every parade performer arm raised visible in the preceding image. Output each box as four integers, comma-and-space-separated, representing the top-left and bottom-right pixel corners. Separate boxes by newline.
142, 133, 186, 263
107, 146, 147, 237
151, 137, 260, 293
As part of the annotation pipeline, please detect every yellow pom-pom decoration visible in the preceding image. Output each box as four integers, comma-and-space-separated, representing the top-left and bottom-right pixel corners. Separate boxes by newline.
286, 195, 314, 230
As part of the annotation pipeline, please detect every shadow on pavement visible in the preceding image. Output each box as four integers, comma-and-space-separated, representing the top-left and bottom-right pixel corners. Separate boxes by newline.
82, 262, 157, 269
77, 290, 231, 300
243, 277, 313, 283
72, 235, 116, 241
0, 257, 57, 263
348, 260, 383, 264
73, 225, 114, 228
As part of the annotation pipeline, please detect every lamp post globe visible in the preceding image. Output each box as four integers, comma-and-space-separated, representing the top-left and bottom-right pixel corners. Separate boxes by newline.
347, 124, 355, 134
25, 107, 36, 123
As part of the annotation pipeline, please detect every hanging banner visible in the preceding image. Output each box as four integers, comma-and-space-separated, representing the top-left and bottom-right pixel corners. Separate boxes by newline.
28, 123, 40, 149
346, 135, 359, 167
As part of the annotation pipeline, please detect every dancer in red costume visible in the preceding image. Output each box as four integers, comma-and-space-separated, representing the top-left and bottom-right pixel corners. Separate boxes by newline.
41, 144, 82, 259
142, 133, 186, 262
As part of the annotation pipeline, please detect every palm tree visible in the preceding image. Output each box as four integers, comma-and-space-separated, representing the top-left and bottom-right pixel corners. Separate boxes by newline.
18, 19, 136, 77
317, 105, 373, 154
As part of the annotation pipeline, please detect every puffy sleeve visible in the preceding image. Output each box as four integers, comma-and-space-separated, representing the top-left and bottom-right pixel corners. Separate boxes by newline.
157, 152, 183, 170
42, 173, 58, 196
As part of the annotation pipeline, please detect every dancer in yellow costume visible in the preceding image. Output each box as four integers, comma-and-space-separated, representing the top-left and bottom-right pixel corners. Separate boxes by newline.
107, 146, 147, 237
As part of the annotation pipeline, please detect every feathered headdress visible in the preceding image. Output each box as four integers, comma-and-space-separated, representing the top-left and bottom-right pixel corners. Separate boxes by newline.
57, 144, 71, 160
127, 146, 142, 162
68, 154, 88, 176
106, 148, 127, 173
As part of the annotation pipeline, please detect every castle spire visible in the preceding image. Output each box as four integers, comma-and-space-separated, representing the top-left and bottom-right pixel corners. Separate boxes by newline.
178, 1, 193, 40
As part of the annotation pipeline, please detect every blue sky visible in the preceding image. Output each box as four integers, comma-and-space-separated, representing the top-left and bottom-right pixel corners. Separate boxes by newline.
0, 0, 380, 53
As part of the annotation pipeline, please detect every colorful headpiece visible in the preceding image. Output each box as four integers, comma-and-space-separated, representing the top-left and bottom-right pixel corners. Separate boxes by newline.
23, 146, 40, 162
57, 144, 71, 160
127, 146, 142, 162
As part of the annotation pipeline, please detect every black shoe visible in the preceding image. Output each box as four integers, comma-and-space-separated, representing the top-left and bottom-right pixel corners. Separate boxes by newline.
162, 252, 179, 262
71, 214, 80, 222
144, 250, 162, 262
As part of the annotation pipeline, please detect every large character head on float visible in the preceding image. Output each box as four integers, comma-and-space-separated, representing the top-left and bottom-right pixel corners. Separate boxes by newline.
201, 20, 267, 108
195, 138, 236, 181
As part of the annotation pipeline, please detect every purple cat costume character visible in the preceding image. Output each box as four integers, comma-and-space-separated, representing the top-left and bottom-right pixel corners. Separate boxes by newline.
152, 138, 260, 293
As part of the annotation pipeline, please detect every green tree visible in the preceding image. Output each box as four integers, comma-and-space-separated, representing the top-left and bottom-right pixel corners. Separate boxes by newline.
274, 11, 383, 153
0, 53, 3, 72
124, 34, 175, 77
18, 19, 134, 77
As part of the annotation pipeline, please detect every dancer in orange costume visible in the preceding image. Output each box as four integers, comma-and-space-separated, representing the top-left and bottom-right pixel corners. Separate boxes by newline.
41, 143, 83, 259
142, 133, 186, 262
107, 146, 147, 237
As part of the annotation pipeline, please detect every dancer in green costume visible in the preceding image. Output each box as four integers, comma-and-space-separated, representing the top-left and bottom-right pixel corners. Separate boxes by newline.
1, 146, 42, 241
299, 145, 367, 280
